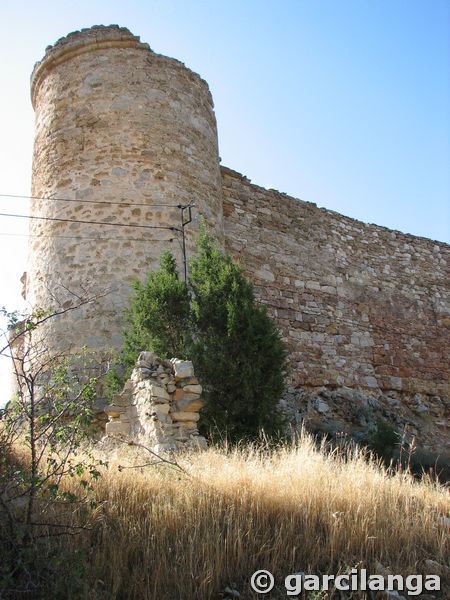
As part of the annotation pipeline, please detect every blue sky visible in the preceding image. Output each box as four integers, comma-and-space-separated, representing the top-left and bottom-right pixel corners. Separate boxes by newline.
0, 0, 448, 404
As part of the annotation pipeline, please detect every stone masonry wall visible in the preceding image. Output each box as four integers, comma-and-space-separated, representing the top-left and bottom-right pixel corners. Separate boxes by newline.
24, 25, 448, 455
105, 352, 207, 453
27, 25, 223, 355
221, 167, 449, 453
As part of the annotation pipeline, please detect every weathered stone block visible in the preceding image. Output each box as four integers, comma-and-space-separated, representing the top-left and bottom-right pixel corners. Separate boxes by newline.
105, 421, 130, 436
153, 409, 172, 423
182, 384, 203, 394
173, 388, 185, 401
364, 376, 378, 388
171, 411, 200, 422
171, 359, 194, 381
146, 382, 170, 401
131, 368, 152, 382
255, 268, 274, 282
314, 398, 330, 414
104, 405, 125, 418
176, 396, 204, 412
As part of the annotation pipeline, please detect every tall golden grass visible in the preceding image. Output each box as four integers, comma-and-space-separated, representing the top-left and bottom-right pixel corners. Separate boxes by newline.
63, 434, 449, 599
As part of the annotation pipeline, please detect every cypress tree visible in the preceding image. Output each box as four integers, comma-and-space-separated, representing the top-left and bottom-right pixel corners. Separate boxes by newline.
122, 250, 190, 370
189, 227, 287, 442
119, 229, 288, 442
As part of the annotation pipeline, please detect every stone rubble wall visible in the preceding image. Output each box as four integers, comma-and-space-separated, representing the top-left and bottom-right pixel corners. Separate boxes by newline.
221, 166, 449, 454
104, 352, 207, 453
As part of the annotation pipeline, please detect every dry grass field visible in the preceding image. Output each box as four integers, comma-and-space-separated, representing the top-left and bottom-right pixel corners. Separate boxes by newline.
2, 432, 448, 599
57, 433, 449, 599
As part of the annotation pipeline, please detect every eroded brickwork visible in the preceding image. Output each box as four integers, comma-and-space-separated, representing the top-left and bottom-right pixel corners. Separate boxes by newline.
221, 167, 449, 452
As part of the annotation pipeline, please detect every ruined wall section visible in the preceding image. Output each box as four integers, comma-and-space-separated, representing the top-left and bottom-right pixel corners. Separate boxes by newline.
221, 167, 449, 450
27, 25, 223, 353
105, 351, 207, 453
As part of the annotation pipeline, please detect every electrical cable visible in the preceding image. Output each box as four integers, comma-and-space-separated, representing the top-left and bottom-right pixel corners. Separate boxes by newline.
0, 231, 174, 243
0, 192, 186, 209
0, 211, 181, 232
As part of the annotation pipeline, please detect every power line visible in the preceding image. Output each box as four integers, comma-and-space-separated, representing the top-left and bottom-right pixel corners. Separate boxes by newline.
0, 193, 181, 209
0, 212, 181, 233
0, 231, 175, 243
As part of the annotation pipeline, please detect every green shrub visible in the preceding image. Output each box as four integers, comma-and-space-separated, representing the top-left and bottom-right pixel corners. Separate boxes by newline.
369, 419, 401, 464
119, 226, 288, 443
189, 227, 287, 442
115, 250, 191, 382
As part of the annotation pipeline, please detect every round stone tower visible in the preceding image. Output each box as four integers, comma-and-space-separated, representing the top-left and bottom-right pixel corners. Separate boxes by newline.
27, 25, 224, 355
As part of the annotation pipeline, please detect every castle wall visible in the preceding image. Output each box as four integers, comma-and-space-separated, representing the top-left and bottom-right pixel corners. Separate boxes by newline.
24, 25, 449, 453
221, 167, 449, 452
27, 26, 223, 354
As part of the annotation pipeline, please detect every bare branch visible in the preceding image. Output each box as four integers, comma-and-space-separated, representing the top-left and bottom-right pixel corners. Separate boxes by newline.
112, 438, 189, 476
0, 286, 109, 356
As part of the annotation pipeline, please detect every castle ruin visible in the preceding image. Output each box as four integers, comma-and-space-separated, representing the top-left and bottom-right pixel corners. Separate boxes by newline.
24, 25, 449, 453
